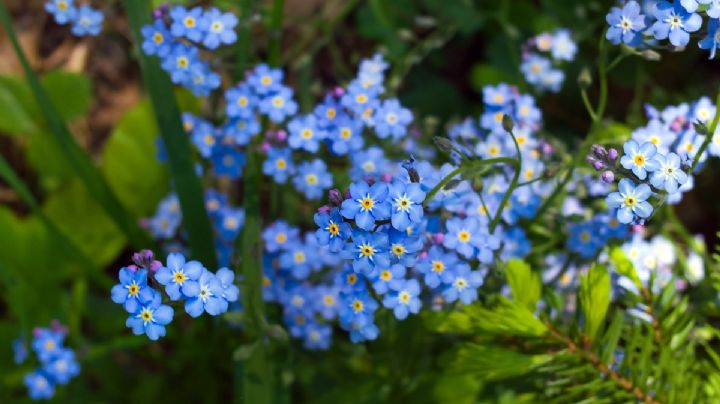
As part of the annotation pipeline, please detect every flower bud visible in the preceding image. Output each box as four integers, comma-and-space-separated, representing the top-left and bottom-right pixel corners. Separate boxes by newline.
432, 136, 454, 152
640, 49, 661, 61
591, 144, 607, 158
443, 179, 461, 191
328, 189, 343, 207
693, 120, 709, 135
593, 160, 604, 171
577, 67, 592, 89
607, 148, 618, 160
432, 233, 445, 245
502, 114, 514, 133
317, 205, 331, 214
601, 170, 615, 183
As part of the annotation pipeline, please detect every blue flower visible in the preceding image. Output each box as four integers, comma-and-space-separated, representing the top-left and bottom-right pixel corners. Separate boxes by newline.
631, 118, 674, 154
442, 263, 483, 304
620, 140, 660, 180
31, 328, 64, 363
215, 207, 245, 242
161, 43, 200, 84
606, 178, 654, 224
263, 147, 294, 184
189, 118, 217, 158
262, 220, 300, 253
200, 7, 238, 49
387, 228, 422, 267
224, 83, 256, 119
567, 221, 601, 259
650, 152, 688, 193
70, 5, 103, 37
350, 147, 390, 181
341, 80, 381, 117
703, 0, 720, 19
148, 193, 182, 239
293, 159, 333, 200
154, 253, 204, 301
184, 269, 227, 317
248, 64, 284, 95
340, 181, 391, 230
141, 20, 173, 57
339, 289, 379, 326
170, 6, 205, 42
45, 0, 76, 25
500, 227, 532, 259
551, 29, 577, 61
211, 146, 245, 179
483, 83, 512, 106
416, 246, 458, 288
126, 290, 174, 340
42, 348, 80, 385
216, 267, 240, 303
382, 279, 421, 320
370, 264, 406, 295
186, 63, 221, 96
606, 1, 646, 45
373, 99, 413, 141
314, 208, 351, 253
259, 85, 298, 123
303, 323, 332, 350
288, 114, 326, 153
699, 18, 720, 59
111, 268, 154, 313
24, 370, 55, 400
314, 284, 341, 320
328, 116, 364, 155
224, 116, 261, 145
280, 241, 316, 279
443, 217, 483, 258
651, 1, 702, 47
387, 180, 425, 231
341, 230, 390, 275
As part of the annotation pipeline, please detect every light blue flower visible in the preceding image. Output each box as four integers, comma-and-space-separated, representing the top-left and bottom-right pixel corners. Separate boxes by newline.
373, 99, 413, 141
416, 246, 459, 288
31, 328, 64, 363
200, 7, 238, 49
341, 230, 390, 275
262, 220, 299, 253
314, 208, 351, 253
170, 6, 205, 42
248, 64, 283, 95
606, 1, 647, 45
382, 279, 421, 320
443, 217, 482, 258
551, 29, 577, 60
387, 180, 425, 231
45, 0, 76, 25
606, 178, 654, 224
303, 323, 332, 350
24, 370, 55, 400
700, 0, 720, 18
620, 140, 660, 180
341, 181, 391, 230
258, 85, 298, 123
211, 145, 245, 179
126, 290, 174, 340
161, 43, 201, 84
350, 147, 391, 181
215, 207, 245, 242
288, 114, 326, 153
111, 268, 154, 313
329, 116, 364, 155
216, 267, 240, 303
651, 0, 702, 47
293, 159, 333, 200
263, 147, 294, 184
699, 18, 720, 59
141, 20, 173, 57
42, 348, 80, 385
224, 83, 256, 119
154, 253, 204, 301
184, 269, 227, 317
650, 152, 688, 193
442, 263, 483, 304
70, 5, 103, 37
370, 264, 406, 295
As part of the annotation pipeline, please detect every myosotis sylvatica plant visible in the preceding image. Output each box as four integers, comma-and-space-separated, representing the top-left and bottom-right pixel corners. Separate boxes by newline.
2, 0, 720, 402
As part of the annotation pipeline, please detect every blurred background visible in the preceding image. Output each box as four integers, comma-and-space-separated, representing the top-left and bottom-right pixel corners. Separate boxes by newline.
1, 0, 719, 402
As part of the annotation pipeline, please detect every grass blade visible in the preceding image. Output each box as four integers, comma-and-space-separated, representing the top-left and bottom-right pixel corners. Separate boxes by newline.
122, 0, 217, 267
0, 4, 153, 251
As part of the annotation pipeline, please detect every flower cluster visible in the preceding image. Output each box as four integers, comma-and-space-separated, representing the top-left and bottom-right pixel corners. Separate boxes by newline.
521, 29, 577, 92
44, 0, 103, 37
13, 322, 80, 400
606, 0, 720, 58
110, 250, 239, 340
567, 213, 630, 258
591, 95, 718, 224
140, 5, 238, 95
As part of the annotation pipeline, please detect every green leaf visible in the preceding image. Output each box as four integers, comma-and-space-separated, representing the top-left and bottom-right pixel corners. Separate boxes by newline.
609, 246, 642, 289
428, 297, 547, 337
505, 259, 541, 311
448, 343, 551, 380
101, 98, 169, 217
41, 71, 92, 121
0, 75, 36, 134
433, 374, 482, 404
470, 64, 515, 90
579, 264, 611, 341
0, 4, 154, 250
122, 0, 217, 267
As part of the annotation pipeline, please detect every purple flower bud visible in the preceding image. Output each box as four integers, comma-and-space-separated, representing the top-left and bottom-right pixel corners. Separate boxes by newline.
328, 189, 343, 206
275, 130, 287, 141
432, 233, 445, 245
607, 148, 618, 160
50, 320, 68, 336
601, 170, 615, 183
539, 141, 553, 155
317, 205, 331, 214
593, 160, 604, 171
585, 155, 597, 165
132, 249, 158, 271
344, 190, 351, 199
591, 144, 607, 158
333, 87, 345, 97
380, 173, 393, 183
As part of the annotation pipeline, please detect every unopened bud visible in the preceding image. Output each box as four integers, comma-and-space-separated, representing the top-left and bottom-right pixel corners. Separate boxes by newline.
640, 49, 661, 61
578, 67, 592, 89
502, 114, 514, 133
317, 205, 331, 214
601, 170, 615, 183
328, 189, 343, 206
693, 120, 709, 135
443, 179, 461, 191
607, 148, 618, 160
593, 160, 604, 171
591, 144, 608, 158
432, 233, 444, 244
433, 136, 454, 152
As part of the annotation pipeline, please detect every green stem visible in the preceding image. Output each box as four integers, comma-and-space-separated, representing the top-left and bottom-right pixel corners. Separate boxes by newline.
580, 89, 598, 122
268, 0, 286, 67
424, 167, 466, 207
488, 128, 522, 233
690, 90, 720, 171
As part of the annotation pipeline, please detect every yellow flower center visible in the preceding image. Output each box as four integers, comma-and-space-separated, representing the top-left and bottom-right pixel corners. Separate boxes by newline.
305, 174, 318, 185
360, 244, 374, 257
380, 270, 392, 281
633, 155, 645, 166
224, 217, 238, 230
140, 308, 153, 322
261, 76, 272, 86
184, 17, 196, 28
301, 129, 314, 139
340, 128, 352, 139
352, 299, 364, 312
237, 96, 248, 107
58, 1, 68, 10
294, 252, 306, 263
580, 231, 591, 242
153, 32, 164, 44
262, 276, 271, 287
347, 274, 358, 285
355, 94, 368, 104
323, 295, 335, 306
275, 158, 287, 169
177, 56, 189, 69
328, 222, 340, 236
327, 108, 337, 119
275, 232, 287, 243
625, 196, 636, 207
398, 291, 411, 304
272, 96, 284, 107
454, 277, 468, 290
493, 94, 504, 103
128, 283, 139, 296
432, 261, 445, 273
392, 244, 405, 256
360, 197, 375, 210
173, 272, 186, 283
458, 230, 471, 243
45, 340, 56, 351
